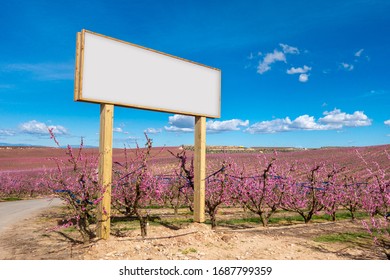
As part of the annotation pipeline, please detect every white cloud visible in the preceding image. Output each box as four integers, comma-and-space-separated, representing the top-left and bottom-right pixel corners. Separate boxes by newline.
299, 73, 309, 82
245, 118, 292, 134
168, 115, 194, 128
341, 62, 354, 71
385, 120, 390, 126
245, 115, 322, 134
164, 114, 195, 132
164, 115, 249, 133
257, 50, 286, 74
206, 119, 249, 132
287, 65, 311, 82
20, 120, 67, 135
289, 115, 319, 130
245, 109, 371, 134
144, 128, 162, 134
318, 109, 372, 128
279, 43, 300, 54
287, 65, 311, 74
113, 127, 123, 133
0, 129, 16, 136
166, 110, 371, 135
164, 126, 194, 133
257, 44, 301, 75
355, 49, 364, 57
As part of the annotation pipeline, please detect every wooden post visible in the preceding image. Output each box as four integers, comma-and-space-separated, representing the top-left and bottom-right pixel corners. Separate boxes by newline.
97, 103, 114, 239
194, 116, 206, 222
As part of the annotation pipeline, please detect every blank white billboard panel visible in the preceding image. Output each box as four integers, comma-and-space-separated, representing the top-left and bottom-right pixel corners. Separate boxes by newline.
75, 30, 221, 118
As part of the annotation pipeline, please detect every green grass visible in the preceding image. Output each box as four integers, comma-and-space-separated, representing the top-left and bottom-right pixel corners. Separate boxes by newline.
205, 209, 370, 228
2, 197, 23, 201
218, 217, 260, 225
270, 211, 368, 224
109, 207, 371, 233
313, 232, 370, 243
114, 226, 138, 232
181, 247, 197, 254
111, 216, 194, 233
314, 211, 369, 221
61, 226, 77, 233
269, 215, 305, 224
162, 218, 193, 225
216, 215, 306, 226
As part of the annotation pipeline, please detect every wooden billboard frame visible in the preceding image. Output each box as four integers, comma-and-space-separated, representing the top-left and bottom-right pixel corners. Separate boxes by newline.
74, 30, 221, 239
75, 29, 220, 118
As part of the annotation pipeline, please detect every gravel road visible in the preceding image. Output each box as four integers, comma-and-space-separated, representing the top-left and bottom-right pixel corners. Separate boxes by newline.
0, 198, 63, 235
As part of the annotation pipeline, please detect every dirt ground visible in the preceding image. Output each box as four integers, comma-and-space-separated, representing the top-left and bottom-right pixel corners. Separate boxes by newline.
0, 206, 385, 260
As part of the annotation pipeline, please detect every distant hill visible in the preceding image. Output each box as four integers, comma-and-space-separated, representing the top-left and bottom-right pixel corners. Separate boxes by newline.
0, 143, 44, 148
0, 143, 97, 149
181, 145, 308, 154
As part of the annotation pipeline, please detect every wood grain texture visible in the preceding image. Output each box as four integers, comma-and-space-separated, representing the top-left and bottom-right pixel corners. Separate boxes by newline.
97, 104, 114, 239
194, 116, 206, 223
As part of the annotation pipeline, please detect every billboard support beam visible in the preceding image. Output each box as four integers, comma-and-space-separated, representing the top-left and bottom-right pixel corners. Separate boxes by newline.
194, 116, 206, 223
97, 103, 114, 239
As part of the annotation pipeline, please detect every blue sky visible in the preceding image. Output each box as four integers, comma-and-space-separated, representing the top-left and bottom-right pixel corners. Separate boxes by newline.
0, 0, 389, 148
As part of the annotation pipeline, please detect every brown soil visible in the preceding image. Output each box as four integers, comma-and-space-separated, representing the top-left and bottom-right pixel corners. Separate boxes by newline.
0, 206, 385, 260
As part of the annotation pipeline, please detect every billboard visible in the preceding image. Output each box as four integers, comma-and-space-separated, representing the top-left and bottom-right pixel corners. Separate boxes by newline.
74, 30, 221, 118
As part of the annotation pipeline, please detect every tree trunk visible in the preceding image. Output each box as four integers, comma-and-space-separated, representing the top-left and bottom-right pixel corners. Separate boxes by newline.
139, 216, 148, 238
208, 206, 218, 229
259, 213, 268, 227
351, 210, 355, 221
210, 213, 217, 229
174, 205, 179, 216
304, 216, 312, 223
